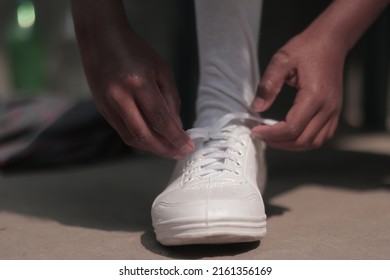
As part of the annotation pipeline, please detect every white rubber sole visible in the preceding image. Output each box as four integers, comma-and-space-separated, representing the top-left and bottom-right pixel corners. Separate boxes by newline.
154, 217, 266, 246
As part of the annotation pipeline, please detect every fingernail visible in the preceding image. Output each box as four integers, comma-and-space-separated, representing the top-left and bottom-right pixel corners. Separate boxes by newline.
262, 119, 278, 126
252, 97, 265, 110
173, 143, 193, 160
180, 143, 193, 155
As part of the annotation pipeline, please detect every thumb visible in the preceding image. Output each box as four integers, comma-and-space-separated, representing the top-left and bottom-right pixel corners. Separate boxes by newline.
252, 52, 293, 112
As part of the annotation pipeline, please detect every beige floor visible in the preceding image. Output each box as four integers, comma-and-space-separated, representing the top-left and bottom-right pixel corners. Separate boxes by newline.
1, 133, 389, 260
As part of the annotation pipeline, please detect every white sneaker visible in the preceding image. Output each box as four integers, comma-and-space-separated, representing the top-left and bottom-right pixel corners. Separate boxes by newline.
152, 113, 275, 246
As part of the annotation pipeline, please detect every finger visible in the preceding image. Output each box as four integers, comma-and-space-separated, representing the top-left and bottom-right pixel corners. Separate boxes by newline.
293, 110, 333, 149
252, 121, 294, 141
326, 116, 339, 140
252, 51, 294, 112
310, 110, 340, 147
263, 140, 304, 151
252, 122, 310, 151
257, 113, 336, 151
109, 91, 180, 158
157, 69, 183, 127
252, 89, 319, 142
137, 82, 194, 156
311, 121, 333, 148
98, 107, 135, 143
257, 123, 329, 151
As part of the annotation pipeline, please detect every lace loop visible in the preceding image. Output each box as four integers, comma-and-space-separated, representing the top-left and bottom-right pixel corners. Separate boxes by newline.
183, 113, 277, 182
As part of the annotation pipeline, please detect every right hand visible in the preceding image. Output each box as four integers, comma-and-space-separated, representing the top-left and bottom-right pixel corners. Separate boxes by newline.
76, 23, 194, 159
251, 32, 345, 151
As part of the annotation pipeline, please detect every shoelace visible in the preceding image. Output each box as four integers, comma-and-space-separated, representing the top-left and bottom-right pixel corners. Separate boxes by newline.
184, 113, 277, 182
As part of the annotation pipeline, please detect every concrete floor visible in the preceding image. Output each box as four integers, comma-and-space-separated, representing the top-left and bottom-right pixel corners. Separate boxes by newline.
0, 133, 389, 259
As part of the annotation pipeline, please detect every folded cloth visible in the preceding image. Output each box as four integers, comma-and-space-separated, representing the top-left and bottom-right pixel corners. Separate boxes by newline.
0, 97, 130, 169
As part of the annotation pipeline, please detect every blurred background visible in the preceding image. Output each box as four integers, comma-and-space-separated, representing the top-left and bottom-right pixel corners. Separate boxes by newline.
0, 0, 389, 168
1, 1, 389, 260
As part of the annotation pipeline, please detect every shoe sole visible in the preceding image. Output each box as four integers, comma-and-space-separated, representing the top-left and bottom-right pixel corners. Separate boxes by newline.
154, 217, 266, 246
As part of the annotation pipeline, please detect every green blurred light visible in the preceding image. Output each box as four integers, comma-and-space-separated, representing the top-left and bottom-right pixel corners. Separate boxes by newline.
17, 1, 36, 28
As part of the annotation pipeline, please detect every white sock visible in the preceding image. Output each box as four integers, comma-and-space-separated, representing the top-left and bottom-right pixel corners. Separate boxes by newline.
194, 0, 263, 128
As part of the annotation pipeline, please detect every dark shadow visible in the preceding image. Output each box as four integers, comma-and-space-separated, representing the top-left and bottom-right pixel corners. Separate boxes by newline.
2, 100, 131, 171
260, 142, 390, 220
266, 144, 390, 198
264, 202, 290, 217
0, 156, 174, 232
140, 229, 260, 260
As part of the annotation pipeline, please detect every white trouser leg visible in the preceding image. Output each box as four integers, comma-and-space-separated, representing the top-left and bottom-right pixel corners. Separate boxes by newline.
194, 0, 263, 128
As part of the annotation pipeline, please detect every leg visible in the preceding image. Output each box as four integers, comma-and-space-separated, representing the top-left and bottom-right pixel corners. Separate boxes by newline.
151, 0, 267, 246
194, 0, 263, 127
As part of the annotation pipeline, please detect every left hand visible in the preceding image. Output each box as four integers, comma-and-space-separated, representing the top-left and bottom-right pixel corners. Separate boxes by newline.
251, 33, 346, 151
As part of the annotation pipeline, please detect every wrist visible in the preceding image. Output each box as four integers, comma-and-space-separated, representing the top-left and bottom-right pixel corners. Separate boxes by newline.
300, 0, 390, 54
299, 23, 350, 58
299, 6, 353, 57
71, 0, 131, 44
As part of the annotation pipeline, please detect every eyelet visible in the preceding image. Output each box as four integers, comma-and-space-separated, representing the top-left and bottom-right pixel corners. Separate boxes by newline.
186, 177, 194, 183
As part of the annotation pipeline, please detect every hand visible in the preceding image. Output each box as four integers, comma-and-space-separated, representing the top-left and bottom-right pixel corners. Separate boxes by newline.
251, 33, 346, 151
76, 22, 194, 159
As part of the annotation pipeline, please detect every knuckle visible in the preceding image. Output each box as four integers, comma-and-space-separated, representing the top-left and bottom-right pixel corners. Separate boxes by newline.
123, 75, 146, 89
131, 129, 148, 144
286, 124, 301, 138
259, 80, 278, 96
272, 50, 291, 65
